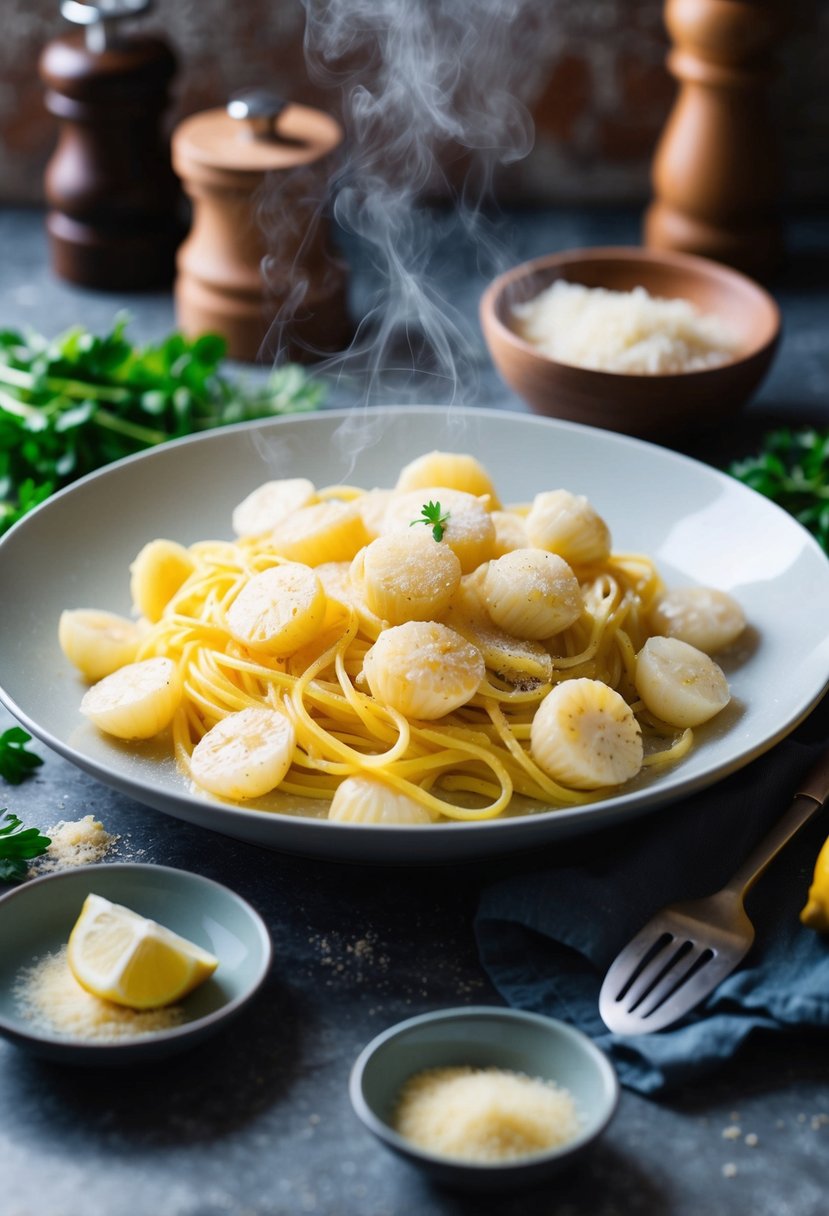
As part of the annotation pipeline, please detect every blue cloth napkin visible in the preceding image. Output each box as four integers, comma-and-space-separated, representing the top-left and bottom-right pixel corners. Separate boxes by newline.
475, 706, 829, 1096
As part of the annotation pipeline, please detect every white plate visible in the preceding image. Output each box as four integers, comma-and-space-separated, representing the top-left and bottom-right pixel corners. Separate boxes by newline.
1, 406, 828, 863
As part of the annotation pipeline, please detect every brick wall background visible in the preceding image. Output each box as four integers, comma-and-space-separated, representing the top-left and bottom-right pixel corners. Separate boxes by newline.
2, 0, 827, 207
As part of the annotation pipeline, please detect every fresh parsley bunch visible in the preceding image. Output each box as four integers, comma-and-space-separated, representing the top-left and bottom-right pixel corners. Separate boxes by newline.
728, 427, 829, 553
0, 316, 325, 535
0, 812, 51, 883
0, 726, 43, 784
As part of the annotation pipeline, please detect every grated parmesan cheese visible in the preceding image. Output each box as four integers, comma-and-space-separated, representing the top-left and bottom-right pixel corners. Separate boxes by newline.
13, 947, 184, 1041
34, 815, 117, 874
512, 280, 738, 375
392, 1066, 581, 1163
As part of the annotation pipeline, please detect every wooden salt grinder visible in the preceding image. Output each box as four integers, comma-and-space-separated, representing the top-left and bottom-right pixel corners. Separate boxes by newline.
39, 0, 180, 289
172, 91, 351, 363
644, 0, 786, 278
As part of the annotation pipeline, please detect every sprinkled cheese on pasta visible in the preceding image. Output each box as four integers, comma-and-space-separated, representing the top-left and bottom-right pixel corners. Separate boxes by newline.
59, 451, 745, 824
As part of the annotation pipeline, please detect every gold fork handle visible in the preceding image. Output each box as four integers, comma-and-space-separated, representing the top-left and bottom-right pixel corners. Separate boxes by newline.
726, 745, 829, 896
796, 743, 829, 805
728, 793, 823, 898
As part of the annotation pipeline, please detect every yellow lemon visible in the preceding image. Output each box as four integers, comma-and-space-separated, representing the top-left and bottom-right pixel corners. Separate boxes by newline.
67, 894, 218, 1009
800, 835, 829, 933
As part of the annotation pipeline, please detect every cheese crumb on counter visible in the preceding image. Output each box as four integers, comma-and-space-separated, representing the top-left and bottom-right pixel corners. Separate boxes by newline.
392, 1066, 581, 1163
33, 815, 117, 874
14, 947, 184, 1041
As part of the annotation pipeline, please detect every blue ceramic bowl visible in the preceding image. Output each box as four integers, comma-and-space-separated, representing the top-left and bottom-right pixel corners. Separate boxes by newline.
350, 1006, 619, 1190
0, 863, 272, 1064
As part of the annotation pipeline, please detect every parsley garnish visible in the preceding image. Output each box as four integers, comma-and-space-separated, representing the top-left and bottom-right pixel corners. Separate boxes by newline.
0, 316, 324, 536
410, 500, 450, 542
0, 727, 43, 784
0, 811, 51, 883
728, 427, 829, 553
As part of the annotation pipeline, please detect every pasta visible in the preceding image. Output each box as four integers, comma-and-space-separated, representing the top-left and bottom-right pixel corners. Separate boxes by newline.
60, 449, 747, 825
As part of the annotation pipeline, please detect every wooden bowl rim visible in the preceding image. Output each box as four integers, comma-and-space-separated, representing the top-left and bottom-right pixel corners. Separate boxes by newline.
480, 245, 782, 381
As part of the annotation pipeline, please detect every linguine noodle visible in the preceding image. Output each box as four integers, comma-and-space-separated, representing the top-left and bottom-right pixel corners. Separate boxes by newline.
135, 531, 693, 822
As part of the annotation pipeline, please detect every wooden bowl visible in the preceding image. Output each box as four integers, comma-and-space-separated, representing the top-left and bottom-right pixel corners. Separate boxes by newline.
480, 247, 781, 441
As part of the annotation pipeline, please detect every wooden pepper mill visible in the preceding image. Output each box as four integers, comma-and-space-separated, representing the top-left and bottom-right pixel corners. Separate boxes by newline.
39, 0, 180, 289
644, 0, 785, 279
172, 90, 351, 363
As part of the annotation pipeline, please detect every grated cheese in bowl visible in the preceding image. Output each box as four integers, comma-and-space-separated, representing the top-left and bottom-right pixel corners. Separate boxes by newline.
512, 280, 739, 375
392, 1065, 581, 1163
13, 947, 184, 1041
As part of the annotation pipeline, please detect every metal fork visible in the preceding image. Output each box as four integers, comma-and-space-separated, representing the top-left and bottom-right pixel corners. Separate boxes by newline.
599, 748, 829, 1036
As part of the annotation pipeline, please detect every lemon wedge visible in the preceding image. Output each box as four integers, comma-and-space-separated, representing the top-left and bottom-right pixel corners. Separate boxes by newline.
801, 834, 829, 934
67, 894, 219, 1009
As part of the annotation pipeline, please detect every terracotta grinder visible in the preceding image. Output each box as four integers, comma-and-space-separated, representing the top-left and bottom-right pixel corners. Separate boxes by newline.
644, 0, 786, 279
39, 0, 180, 289
172, 91, 351, 363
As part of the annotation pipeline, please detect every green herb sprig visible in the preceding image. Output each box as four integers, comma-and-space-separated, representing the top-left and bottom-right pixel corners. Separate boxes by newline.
410, 500, 450, 542
728, 427, 829, 552
0, 316, 325, 536
0, 811, 51, 883
0, 727, 43, 784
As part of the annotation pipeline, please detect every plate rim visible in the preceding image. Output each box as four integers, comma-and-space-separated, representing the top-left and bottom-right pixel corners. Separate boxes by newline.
1, 405, 828, 861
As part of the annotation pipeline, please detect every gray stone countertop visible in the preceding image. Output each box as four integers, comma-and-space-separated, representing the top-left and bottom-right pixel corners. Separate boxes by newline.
1, 206, 829, 1216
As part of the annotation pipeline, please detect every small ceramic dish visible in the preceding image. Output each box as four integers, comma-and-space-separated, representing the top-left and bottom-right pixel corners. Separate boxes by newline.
479, 245, 780, 441
0, 862, 271, 1064
349, 1006, 619, 1191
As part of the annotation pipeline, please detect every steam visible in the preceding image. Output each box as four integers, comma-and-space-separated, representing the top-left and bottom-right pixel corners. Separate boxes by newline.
306, 0, 548, 404
263, 0, 553, 407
